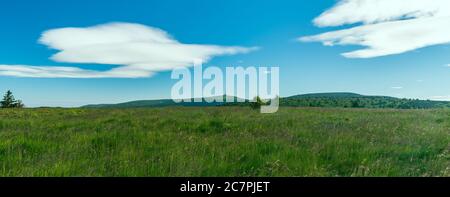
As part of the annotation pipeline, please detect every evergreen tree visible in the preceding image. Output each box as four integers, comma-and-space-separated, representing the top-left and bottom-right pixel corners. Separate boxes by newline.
1, 90, 24, 108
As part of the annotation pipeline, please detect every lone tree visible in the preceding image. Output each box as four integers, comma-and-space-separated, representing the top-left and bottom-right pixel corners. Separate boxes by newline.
250, 96, 265, 110
1, 90, 24, 108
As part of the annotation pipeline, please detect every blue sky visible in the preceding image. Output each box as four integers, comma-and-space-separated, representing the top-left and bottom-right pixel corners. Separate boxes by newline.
1, 0, 450, 107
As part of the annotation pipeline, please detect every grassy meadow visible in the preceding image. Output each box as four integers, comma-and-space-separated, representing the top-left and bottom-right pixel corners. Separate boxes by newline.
0, 107, 449, 177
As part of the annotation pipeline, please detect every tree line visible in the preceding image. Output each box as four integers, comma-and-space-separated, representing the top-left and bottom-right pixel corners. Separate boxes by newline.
228, 95, 450, 109
280, 97, 450, 109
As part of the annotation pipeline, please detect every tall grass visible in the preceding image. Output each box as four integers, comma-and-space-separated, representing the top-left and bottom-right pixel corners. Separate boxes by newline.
0, 107, 449, 176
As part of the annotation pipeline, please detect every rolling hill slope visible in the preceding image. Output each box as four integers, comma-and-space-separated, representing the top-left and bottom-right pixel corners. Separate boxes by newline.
83, 95, 243, 108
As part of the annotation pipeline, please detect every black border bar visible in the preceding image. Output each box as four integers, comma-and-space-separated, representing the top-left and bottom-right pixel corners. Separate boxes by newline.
0, 177, 449, 195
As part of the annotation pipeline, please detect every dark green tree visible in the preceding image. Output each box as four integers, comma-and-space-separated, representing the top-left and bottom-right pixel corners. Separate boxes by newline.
250, 96, 265, 110
351, 99, 361, 108
1, 90, 24, 108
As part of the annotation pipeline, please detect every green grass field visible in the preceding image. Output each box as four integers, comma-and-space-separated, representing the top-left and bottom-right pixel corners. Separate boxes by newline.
0, 107, 449, 177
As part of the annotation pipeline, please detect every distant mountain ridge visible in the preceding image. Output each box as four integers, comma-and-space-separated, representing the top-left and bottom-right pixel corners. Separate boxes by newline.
83, 95, 244, 108
83, 92, 450, 109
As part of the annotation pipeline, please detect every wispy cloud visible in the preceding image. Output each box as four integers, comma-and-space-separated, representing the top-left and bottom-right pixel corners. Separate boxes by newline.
0, 22, 257, 78
391, 86, 403, 89
300, 0, 450, 58
0, 64, 152, 78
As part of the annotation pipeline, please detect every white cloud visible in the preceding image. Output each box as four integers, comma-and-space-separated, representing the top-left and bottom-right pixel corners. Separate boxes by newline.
0, 22, 257, 78
391, 86, 403, 89
300, 0, 450, 58
0, 64, 153, 78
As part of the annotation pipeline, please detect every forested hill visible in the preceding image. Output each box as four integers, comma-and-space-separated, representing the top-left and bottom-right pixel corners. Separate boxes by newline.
280, 93, 450, 109
83, 96, 240, 108
83, 93, 450, 109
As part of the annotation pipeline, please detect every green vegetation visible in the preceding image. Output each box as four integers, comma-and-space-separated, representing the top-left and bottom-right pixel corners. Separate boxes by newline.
281, 93, 450, 109
83, 93, 450, 109
0, 107, 449, 176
